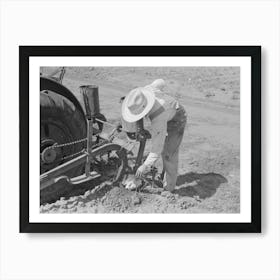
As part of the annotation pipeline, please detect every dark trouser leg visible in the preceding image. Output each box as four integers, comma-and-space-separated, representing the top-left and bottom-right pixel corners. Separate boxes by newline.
162, 109, 186, 191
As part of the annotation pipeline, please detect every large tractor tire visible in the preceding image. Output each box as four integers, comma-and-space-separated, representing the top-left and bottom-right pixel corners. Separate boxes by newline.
40, 78, 87, 177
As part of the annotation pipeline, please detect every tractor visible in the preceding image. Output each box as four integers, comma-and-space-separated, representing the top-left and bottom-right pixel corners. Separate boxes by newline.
40, 67, 157, 204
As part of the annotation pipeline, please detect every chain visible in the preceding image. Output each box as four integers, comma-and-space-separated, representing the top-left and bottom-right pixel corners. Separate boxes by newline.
41, 136, 109, 162
43, 137, 87, 151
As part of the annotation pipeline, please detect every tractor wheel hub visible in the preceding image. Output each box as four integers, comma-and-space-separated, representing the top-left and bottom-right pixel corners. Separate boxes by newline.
41, 147, 57, 164
41, 139, 61, 165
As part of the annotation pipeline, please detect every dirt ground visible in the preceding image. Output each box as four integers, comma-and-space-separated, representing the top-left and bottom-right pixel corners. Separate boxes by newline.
40, 67, 240, 214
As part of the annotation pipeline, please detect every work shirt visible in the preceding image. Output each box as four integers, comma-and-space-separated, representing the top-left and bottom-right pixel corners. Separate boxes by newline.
143, 86, 179, 167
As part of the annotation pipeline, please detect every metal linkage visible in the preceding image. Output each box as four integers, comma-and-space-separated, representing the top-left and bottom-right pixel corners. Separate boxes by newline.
61, 149, 86, 161
95, 117, 118, 129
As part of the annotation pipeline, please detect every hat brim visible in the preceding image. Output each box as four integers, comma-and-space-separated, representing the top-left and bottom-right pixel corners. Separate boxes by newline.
121, 88, 156, 123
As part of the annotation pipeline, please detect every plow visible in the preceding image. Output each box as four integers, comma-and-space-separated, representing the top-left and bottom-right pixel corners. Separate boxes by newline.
40, 68, 161, 205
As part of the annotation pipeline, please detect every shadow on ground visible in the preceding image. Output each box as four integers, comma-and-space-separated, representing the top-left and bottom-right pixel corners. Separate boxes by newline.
175, 172, 227, 199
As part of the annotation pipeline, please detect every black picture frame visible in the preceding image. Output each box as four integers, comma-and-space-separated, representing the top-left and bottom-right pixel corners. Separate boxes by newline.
20, 46, 261, 233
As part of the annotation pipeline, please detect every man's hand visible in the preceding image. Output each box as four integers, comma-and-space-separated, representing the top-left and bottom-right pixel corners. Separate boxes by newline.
170, 99, 179, 109
135, 164, 149, 178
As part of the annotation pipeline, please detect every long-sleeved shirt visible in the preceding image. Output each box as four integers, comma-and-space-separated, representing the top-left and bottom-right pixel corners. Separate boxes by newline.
143, 86, 179, 167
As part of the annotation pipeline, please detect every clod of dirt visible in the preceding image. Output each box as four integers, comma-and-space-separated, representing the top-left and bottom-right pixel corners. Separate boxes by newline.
101, 187, 142, 212
122, 175, 142, 190
56, 199, 67, 206
78, 201, 85, 207
161, 190, 174, 198
143, 185, 163, 195
132, 196, 141, 205
179, 198, 197, 210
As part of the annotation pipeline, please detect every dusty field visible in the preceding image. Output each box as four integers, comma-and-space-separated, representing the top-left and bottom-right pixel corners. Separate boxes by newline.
40, 67, 240, 213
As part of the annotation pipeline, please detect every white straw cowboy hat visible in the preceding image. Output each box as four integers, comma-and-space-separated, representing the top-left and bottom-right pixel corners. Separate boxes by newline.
122, 87, 156, 123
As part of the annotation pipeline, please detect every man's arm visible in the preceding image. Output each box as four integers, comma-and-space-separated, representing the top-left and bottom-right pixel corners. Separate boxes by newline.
143, 117, 168, 167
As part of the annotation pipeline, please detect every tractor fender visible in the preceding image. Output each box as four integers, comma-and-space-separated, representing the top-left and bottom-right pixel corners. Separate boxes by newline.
40, 76, 86, 127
